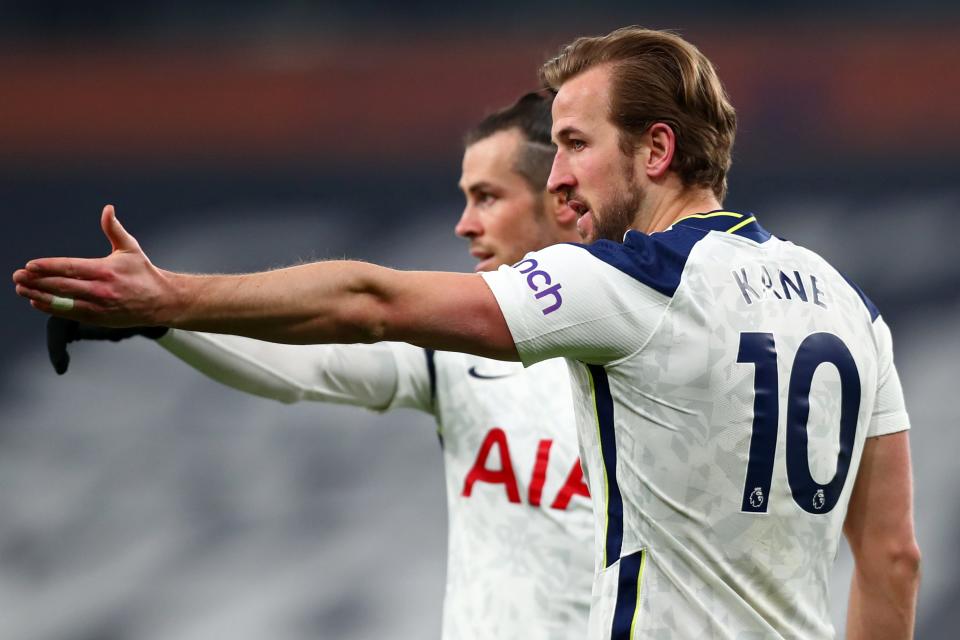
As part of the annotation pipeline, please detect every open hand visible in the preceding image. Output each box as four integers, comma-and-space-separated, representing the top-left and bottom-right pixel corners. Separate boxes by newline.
12, 205, 176, 327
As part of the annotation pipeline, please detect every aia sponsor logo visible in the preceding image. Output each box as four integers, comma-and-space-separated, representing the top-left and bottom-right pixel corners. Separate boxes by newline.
461, 427, 590, 510
513, 257, 563, 315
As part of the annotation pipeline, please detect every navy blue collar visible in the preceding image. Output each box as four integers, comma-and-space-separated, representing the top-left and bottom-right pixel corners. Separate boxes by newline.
667, 210, 771, 243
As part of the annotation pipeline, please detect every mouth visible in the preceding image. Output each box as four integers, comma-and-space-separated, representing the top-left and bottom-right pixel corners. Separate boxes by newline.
470, 248, 496, 272
567, 199, 591, 218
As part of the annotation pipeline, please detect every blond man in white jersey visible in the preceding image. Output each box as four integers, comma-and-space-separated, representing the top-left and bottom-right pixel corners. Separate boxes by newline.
15, 26, 921, 640
35, 94, 594, 640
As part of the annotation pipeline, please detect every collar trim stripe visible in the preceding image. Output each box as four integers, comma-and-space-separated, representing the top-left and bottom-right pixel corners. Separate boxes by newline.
725, 216, 757, 234
674, 210, 743, 225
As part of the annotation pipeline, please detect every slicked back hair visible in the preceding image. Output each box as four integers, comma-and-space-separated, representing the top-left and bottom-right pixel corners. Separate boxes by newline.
464, 92, 556, 193
540, 26, 737, 201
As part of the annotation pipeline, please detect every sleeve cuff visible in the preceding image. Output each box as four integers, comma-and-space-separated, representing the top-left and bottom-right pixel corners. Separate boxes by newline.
868, 410, 911, 438
480, 269, 536, 367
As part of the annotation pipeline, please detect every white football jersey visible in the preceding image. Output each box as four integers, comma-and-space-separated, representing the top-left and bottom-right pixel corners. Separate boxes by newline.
157, 332, 594, 640
481, 211, 910, 639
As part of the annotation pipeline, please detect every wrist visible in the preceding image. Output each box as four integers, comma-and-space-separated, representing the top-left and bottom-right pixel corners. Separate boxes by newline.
156, 269, 193, 328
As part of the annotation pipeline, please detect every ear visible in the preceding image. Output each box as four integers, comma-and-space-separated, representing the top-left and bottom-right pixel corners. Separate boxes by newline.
643, 123, 676, 180
548, 192, 577, 228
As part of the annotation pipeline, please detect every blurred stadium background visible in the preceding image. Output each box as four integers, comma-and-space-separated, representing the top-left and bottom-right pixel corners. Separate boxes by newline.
1, 2, 958, 638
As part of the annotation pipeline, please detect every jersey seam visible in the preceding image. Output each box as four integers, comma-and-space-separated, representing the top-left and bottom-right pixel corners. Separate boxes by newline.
518, 309, 657, 363
601, 240, 711, 367
603, 295, 676, 368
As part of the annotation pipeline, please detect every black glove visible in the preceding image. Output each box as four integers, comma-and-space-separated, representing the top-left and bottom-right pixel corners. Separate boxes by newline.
47, 317, 169, 375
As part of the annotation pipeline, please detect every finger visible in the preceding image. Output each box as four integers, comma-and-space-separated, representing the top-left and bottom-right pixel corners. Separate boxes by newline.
19, 258, 108, 280
14, 275, 104, 302
101, 205, 142, 253
21, 286, 111, 322
16, 282, 61, 307
16, 283, 83, 310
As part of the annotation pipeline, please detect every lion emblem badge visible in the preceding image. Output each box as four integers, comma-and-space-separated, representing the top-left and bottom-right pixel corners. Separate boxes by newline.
813, 489, 826, 510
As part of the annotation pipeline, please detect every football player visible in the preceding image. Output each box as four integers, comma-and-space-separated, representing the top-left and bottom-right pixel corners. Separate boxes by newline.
15, 26, 921, 640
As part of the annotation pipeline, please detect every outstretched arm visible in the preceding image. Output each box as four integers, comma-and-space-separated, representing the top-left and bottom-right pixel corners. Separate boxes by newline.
13, 206, 518, 361
158, 332, 435, 410
843, 430, 921, 639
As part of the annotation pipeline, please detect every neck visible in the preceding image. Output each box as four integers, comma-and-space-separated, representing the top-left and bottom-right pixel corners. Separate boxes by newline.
635, 184, 721, 235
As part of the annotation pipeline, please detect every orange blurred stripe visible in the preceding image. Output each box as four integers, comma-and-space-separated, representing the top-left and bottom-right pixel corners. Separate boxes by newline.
1, 29, 957, 165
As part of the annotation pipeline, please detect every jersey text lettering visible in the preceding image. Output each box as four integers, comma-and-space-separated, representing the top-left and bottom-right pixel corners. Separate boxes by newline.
732, 265, 827, 309
461, 428, 589, 510
515, 258, 563, 315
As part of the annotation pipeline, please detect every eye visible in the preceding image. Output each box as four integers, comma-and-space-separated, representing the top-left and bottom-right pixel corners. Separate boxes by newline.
476, 192, 497, 207
571, 139, 586, 151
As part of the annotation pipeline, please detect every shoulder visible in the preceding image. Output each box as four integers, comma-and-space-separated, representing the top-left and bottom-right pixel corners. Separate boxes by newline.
836, 271, 881, 322
574, 226, 712, 297
781, 239, 883, 323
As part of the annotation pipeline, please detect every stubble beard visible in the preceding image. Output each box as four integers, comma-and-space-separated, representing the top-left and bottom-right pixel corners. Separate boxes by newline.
589, 182, 644, 243
584, 152, 644, 243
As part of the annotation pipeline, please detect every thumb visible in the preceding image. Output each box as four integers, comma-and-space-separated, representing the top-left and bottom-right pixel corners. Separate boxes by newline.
100, 205, 142, 253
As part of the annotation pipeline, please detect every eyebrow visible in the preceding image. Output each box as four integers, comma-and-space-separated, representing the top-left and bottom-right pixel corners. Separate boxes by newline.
461, 180, 498, 195
553, 126, 585, 143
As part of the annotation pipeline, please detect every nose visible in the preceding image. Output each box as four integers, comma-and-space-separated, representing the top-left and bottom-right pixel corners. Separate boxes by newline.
546, 150, 575, 195
455, 205, 482, 239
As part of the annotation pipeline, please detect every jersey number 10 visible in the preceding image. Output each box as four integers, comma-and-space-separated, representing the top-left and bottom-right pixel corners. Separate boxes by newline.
737, 332, 861, 515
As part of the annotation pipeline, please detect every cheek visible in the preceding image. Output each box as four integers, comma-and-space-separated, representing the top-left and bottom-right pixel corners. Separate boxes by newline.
572, 155, 604, 187
488, 204, 534, 248
578, 148, 623, 185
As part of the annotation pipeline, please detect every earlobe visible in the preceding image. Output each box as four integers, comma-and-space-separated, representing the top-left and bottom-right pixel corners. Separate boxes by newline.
551, 193, 577, 227
645, 123, 676, 179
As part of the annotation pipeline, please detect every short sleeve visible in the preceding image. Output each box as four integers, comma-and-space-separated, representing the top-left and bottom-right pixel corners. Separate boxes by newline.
480, 242, 674, 366
867, 317, 911, 437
